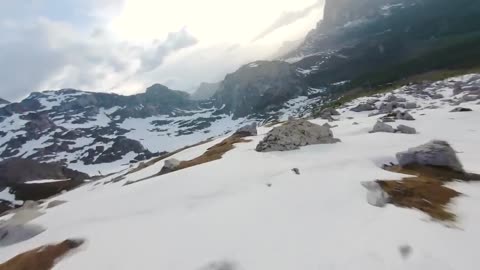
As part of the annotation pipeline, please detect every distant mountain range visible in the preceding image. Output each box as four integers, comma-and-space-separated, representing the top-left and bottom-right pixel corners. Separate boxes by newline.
0, 98, 9, 105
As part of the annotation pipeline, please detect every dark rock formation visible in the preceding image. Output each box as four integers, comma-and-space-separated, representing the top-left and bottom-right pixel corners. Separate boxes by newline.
396, 140, 464, 172
395, 124, 417, 134
256, 119, 340, 152
0, 158, 89, 185
450, 107, 473, 112
90, 137, 156, 165
370, 121, 395, 133
214, 61, 309, 118
0, 158, 89, 203
191, 82, 221, 100
0, 98, 9, 105
233, 123, 258, 137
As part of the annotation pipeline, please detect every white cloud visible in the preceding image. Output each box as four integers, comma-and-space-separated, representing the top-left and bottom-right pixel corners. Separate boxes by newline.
0, 0, 325, 101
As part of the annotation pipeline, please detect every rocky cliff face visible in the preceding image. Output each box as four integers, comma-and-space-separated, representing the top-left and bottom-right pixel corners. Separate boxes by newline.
191, 82, 221, 100
284, 0, 480, 91
213, 61, 309, 118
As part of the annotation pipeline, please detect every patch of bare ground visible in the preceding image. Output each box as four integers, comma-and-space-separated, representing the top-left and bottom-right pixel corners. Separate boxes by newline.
176, 134, 251, 171
379, 165, 480, 221
126, 134, 251, 185
0, 239, 84, 270
125, 138, 213, 176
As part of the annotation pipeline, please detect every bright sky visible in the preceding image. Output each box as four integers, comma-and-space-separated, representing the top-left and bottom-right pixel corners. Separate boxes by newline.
0, 0, 325, 101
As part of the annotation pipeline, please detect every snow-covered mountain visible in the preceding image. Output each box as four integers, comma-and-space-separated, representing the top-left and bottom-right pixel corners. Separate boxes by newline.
284, 0, 480, 90
0, 62, 324, 175
1, 73, 480, 269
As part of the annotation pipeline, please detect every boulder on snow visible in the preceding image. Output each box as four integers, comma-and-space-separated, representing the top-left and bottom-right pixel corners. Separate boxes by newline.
430, 93, 444, 99
378, 102, 404, 114
405, 102, 418, 109
369, 122, 395, 133
361, 181, 389, 207
382, 111, 415, 121
385, 95, 407, 103
396, 125, 417, 134
319, 108, 340, 120
396, 140, 464, 172
234, 123, 257, 136
159, 158, 181, 174
351, 103, 376, 112
461, 95, 479, 102
381, 117, 396, 123
450, 107, 473, 112
255, 119, 340, 152
395, 111, 415, 121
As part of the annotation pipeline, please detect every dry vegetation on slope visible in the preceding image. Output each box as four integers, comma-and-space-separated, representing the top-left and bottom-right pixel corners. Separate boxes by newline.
0, 239, 84, 270
379, 165, 480, 221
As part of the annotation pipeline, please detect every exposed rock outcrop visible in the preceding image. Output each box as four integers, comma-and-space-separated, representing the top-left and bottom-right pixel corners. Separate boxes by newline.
361, 181, 389, 207
256, 119, 340, 152
0, 158, 89, 184
191, 82, 221, 100
159, 158, 181, 175
0, 159, 88, 203
319, 107, 341, 120
234, 123, 257, 136
351, 103, 376, 112
370, 122, 395, 133
450, 107, 473, 112
0, 98, 10, 105
214, 61, 308, 118
396, 124, 417, 134
396, 140, 464, 172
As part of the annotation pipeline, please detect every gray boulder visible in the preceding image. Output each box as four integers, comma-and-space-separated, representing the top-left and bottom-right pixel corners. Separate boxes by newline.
320, 107, 340, 116
256, 119, 340, 152
378, 102, 403, 114
450, 107, 473, 112
385, 95, 407, 103
160, 158, 181, 174
319, 108, 340, 120
370, 122, 395, 133
396, 125, 417, 134
234, 123, 257, 136
395, 111, 415, 121
396, 140, 464, 172
430, 93, 444, 99
405, 102, 418, 109
361, 181, 389, 207
351, 103, 376, 112
461, 95, 479, 102
382, 117, 396, 123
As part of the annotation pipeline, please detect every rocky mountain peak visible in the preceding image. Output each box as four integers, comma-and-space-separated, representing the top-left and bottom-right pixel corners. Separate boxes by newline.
0, 98, 9, 105
191, 82, 221, 101
213, 61, 309, 118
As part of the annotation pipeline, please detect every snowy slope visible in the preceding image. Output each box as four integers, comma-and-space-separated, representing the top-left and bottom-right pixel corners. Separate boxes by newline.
2, 74, 480, 269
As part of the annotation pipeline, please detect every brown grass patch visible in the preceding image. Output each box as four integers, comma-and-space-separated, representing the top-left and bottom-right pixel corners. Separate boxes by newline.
176, 134, 251, 170
0, 239, 84, 270
378, 165, 480, 221
125, 138, 214, 176
124, 134, 250, 185
378, 177, 460, 221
